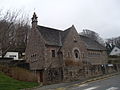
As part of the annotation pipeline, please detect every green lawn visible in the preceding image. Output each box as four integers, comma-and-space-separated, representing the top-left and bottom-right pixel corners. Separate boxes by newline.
0, 72, 39, 90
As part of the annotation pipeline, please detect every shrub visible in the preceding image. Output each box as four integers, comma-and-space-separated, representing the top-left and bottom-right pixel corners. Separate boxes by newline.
65, 60, 83, 66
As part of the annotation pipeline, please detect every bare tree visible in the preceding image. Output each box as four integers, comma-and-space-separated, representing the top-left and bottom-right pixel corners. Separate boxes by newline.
106, 36, 120, 49
0, 9, 30, 57
80, 29, 105, 46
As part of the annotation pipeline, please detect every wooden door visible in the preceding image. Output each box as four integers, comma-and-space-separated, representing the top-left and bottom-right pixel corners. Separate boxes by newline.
39, 71, 43, 82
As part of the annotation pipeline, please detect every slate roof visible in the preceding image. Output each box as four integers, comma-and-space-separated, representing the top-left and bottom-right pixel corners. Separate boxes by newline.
37, 25, 70, 46
80, 35, 106, 51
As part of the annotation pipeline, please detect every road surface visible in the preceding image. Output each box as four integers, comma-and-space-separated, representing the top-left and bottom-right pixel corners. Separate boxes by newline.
64, 74, 120, 90
33, 74, 120, 90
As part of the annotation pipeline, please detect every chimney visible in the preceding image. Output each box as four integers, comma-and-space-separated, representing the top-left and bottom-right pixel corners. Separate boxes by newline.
31, 12, 38, 29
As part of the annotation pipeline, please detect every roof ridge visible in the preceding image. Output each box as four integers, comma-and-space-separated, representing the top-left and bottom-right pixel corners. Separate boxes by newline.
37, 25, 72, 46
37, 25, 63, 32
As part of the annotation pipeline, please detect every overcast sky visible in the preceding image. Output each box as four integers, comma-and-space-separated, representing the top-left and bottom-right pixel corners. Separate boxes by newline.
0, 0, 120, 39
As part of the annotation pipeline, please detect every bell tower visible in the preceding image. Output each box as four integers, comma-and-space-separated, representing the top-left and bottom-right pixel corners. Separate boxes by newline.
31, 12, 38, 29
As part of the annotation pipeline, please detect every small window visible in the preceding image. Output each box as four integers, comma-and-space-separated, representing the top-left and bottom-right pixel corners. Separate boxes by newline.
115, 49, 118, 52
75, 53, 78, 58
9, 55, 16, 58
51, 50, 55, 57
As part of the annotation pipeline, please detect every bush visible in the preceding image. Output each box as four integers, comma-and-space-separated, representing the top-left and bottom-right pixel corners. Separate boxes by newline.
65, 60, 83, 66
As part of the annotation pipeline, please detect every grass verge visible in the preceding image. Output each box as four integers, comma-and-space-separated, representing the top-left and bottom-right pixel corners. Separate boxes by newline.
0, 72, 39, 90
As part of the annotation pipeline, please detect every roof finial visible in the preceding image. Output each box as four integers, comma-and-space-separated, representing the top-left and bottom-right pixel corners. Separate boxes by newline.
32, 12, 38, 22
31, 12, 38, 29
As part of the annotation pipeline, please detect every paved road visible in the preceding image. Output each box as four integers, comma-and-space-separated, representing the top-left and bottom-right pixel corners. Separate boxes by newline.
64, 74, 120, 90
34, 74, 120, 90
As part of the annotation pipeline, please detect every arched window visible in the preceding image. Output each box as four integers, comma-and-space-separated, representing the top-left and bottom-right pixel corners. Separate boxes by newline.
74, 49, 79, 59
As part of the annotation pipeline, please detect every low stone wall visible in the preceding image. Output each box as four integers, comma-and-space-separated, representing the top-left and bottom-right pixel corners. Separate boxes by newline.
63, 65, 106, 82
36, 65, 120, 85
43, 67, 63, 84
63, 66, 85, 81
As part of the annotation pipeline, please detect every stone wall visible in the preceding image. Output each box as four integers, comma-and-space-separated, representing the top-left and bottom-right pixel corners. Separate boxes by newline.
25, 28, 45, 70
61, 26, 88, 67
87, 50, 108, 65
63, 65, 107, 82
44, 46, 63, 68
44, 67, 63, 84
63, 66, 85, 81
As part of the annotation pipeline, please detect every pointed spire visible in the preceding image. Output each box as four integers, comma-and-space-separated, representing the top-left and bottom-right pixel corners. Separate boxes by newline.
31, 12, 38, 29
32, 12, 38, 22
